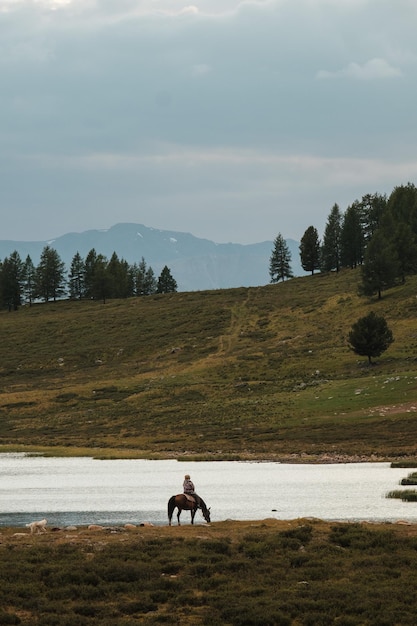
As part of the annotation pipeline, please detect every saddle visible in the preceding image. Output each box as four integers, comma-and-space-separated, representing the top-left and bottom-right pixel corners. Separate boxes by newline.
184, 493, 197, 505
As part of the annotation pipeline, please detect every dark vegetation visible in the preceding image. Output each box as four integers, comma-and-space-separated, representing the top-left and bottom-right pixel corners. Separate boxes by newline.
0, 265, 416, 461
1, 520, 417, 625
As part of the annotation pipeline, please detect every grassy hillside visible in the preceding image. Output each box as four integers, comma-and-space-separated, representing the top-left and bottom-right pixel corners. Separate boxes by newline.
1, 268, 417, 460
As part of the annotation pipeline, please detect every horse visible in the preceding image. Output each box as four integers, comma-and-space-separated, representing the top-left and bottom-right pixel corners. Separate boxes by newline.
168, 494, 211, 526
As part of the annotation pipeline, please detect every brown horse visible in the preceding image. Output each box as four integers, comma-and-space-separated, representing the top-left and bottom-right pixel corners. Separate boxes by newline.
168, 494, 211, 526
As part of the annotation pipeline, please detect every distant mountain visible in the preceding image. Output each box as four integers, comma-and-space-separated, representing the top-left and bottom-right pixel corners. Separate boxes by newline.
0, 223, 304, 292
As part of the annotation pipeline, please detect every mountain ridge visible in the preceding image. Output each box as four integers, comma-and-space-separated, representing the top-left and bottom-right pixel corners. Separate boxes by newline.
0, 223, 303, 291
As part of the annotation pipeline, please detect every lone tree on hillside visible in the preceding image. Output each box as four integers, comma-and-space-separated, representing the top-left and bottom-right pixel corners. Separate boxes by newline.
269, 233, 293, 282
348, 311, 393, 364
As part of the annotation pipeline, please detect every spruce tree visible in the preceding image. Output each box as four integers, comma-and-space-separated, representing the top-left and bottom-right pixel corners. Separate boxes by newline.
321, 204, 342, 272
269, 233, 293, 282
22, 255, 36, 306
360, 230, 399, 299
299, 226, 320, 275
157, 266, 178, 293
0, 251, 24, 311
68, 252, 85, 300
35, 245, 66, 302
340, 202, 365, 269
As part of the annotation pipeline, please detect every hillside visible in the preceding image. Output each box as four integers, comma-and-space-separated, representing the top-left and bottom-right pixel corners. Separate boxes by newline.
0, 268, 416, 461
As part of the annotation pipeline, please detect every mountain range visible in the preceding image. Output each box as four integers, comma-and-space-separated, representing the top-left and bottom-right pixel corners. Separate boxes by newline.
0, 223, 303, 292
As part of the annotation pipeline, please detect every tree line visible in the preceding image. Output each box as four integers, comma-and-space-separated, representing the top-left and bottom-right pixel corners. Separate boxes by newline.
269, 182, 417, 299
0, 247, 178, 310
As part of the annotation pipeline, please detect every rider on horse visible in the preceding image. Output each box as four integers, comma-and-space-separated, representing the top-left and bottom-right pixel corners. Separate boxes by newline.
183, 474, 201, 509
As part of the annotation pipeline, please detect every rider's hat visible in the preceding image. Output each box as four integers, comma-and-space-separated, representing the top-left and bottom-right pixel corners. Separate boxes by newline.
185, 474, 190, 479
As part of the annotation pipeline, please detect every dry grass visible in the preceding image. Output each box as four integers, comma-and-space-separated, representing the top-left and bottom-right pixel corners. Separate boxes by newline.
1, 268, 417, 460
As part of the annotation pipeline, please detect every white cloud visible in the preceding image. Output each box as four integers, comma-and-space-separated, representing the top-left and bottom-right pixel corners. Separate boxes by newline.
1, 0, 417, 244
317, 58, 403, 80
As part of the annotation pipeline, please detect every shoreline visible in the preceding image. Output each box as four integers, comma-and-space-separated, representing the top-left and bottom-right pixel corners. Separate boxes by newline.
0, 445, 415, 465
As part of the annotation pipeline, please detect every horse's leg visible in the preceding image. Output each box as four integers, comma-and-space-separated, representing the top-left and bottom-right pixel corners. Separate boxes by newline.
177, 508, 182, 526
191, 507, 196, 524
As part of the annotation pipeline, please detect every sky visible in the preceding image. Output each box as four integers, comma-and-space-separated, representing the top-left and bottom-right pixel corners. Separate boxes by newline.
1, 0, 417, 245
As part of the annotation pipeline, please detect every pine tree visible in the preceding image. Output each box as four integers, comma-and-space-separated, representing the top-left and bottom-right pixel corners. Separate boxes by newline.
135, 257, 148, 296
360, 230, 399, 299
90, 254, 110, 303
269, 233, 293, 282
340, 202, 365, 269
35, 246, 66, 302
0, 251, 24, 311
83, 249, 98, 299
143, 266, 157, 295
68, 252, 85, 300
321, 204, 342, 272
157, 266, 178, 293
359, 193, 387, 244
387, 182, 417, 237
299, 226, 320, 275
107, 252, 132, 298
348, 311, 393, 364
22, 255, 36, 306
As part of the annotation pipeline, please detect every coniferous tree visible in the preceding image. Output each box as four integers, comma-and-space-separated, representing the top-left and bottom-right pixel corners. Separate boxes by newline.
35, 246, 66, 302
321, 204, 342, 272
359, 193, 387, 244
299, 226, 321, 275
157, 266, 178, 293
143, 266, 157, 295
391, 222, 417, 283
135, 257, 148, 296
68, 252, 85, 300
22, 255, 36, 306
106, 252, 130, 298
135, 257, 157, 296
269, 233, 293, 282
0, 251, 24, 311
90, 254, 110, 303
348, 311, 393, 364
340, 202, 365, 269
360, 230, 399, 299
83, 249, 98, 299
387, 182, 417, 237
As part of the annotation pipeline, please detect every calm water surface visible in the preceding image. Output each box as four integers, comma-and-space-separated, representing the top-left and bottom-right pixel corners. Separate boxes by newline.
0, 454, 415, 527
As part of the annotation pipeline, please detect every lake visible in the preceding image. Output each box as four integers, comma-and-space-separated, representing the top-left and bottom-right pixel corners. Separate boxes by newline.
0, 454, 415, 527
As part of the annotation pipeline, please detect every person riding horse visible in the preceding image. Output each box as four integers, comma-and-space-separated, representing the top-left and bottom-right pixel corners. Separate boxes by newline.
183, 474, 201, 509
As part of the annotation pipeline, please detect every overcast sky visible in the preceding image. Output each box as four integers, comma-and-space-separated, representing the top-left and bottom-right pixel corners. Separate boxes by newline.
1, 0, 416, 244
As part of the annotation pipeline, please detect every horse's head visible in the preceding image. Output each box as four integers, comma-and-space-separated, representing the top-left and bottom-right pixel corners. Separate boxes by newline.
202, 506, 211, 523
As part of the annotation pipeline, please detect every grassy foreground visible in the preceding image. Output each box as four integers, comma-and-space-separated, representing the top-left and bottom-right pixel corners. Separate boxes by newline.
0, 267, 417, 461
1, 519, 417, 625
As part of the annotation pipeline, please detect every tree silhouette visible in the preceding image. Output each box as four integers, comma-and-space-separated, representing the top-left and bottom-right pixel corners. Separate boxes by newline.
348, 311, 393, 364
269, 233, 293, 282
157, 266, 178, 293
300, 226, 320, 275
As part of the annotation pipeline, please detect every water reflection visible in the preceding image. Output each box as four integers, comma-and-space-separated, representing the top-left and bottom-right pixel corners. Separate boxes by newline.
0, 453, 415, 527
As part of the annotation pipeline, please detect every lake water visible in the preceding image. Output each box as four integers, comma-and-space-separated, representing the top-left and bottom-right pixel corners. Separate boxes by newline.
0, 454, 415, 527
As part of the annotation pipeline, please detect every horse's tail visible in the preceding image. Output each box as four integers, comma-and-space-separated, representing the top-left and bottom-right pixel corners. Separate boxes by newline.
167, 495, 176, 523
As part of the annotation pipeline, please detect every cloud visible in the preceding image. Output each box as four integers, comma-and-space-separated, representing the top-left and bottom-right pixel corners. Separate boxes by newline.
317, 58, 403, 80
1, 0, 417, 244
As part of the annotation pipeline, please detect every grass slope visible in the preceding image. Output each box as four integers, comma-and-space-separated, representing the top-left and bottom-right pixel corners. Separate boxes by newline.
1, 268, 417, 460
